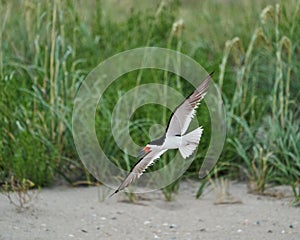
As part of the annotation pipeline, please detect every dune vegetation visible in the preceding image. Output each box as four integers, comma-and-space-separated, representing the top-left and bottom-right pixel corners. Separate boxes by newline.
1, 0, 299, 204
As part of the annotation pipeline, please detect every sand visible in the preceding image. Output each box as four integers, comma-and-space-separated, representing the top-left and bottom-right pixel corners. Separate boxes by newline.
0, 181, 299, 240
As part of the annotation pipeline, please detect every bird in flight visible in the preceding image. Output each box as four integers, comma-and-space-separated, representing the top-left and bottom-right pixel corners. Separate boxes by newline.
110, 72, 213, 197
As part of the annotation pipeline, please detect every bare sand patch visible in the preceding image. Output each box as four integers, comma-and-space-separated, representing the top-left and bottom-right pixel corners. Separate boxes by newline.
0, 182, 299, 240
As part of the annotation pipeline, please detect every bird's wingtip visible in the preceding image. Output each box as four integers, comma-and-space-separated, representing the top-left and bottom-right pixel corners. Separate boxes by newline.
202, 71, 214, 85
108, 189, 119, 198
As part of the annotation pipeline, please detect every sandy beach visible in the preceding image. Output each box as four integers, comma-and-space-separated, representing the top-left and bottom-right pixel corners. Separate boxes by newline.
0, 181, 299, 240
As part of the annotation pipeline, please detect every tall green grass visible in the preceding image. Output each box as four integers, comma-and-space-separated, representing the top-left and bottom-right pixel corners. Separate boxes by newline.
1, 0, 299, 203
218, 3, 300, 203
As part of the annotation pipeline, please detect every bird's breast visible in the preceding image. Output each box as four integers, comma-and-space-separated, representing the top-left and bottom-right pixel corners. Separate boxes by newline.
162, 136, 183, 149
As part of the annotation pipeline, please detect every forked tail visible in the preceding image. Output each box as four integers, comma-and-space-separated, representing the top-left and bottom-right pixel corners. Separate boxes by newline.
179, 127, 203, 159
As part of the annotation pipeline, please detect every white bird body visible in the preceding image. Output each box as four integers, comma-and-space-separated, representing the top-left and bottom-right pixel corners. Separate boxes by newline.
110, 72, 213, 196
154, 135, 182, 149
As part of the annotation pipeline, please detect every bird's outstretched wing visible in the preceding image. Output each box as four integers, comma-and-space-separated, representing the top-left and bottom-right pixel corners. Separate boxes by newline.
165, 72, 213, 136
110, 148, 167, 197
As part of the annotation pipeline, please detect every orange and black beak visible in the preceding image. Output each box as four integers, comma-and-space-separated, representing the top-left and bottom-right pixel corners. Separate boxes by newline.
138, 146, 151, 159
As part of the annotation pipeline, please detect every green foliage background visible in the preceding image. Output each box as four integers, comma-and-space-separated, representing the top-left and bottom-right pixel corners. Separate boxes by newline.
0, 0, 299, 200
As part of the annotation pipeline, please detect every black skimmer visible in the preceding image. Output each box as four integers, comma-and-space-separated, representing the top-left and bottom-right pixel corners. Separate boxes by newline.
110, 72, 213, 197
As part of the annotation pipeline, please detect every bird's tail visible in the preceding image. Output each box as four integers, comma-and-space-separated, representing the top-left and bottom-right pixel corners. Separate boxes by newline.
179, 127, 203, 159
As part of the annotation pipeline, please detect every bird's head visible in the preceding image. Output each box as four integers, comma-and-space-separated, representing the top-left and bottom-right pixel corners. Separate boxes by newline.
138, 146, 151, 159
